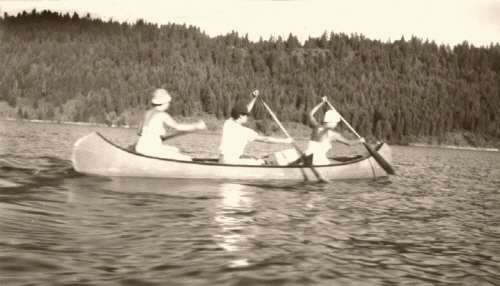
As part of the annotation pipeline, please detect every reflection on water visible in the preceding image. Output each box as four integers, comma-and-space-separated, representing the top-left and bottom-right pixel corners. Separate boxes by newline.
214, 183, 254, 268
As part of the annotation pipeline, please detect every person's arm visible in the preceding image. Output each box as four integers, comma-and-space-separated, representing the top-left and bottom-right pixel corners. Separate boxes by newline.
309, 97, 327, 127
255, 135, 293, 144
330, 131, 364, 146
243, 125, 292, 144
136, 121, 143, 136
247, 89, 260, 113
162, 113, 206, 132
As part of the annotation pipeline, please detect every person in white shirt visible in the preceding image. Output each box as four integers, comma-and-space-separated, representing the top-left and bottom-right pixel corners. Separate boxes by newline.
218, 90, 293, 165
135, 88, 206, 160
305, 96, 365, 165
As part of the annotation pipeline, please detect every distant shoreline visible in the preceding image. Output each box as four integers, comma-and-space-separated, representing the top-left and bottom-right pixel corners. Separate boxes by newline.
408, 143, 499, 152
2, 117, 499, 152
1, 117, 124, 128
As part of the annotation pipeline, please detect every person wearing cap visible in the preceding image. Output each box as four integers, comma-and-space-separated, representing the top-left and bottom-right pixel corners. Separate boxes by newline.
135, 88, 206, 160
218, 90, 293, 165
305, 96, 365, 165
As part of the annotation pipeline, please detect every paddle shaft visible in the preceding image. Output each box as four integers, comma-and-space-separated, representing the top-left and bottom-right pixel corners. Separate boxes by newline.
324, 99, 395, 175
161, 131, 192, 141
128, 131, 194, 151
259, 98, 328, 182
260, 100, 292, 139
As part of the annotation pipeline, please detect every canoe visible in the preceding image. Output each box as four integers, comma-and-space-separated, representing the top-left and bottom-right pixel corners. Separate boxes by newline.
72, 132, 393, 182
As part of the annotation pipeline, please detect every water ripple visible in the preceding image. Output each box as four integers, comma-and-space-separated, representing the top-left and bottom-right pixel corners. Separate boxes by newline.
1, 122, 500, 285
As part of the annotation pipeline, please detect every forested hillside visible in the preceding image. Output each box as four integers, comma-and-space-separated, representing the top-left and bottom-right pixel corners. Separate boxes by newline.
1, 10, 500, 145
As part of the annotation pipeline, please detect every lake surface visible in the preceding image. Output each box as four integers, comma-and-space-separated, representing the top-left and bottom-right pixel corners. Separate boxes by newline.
1, 120, 499, 285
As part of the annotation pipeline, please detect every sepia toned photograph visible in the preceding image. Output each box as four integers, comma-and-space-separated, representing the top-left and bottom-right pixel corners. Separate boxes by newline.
1, 0, 499, 285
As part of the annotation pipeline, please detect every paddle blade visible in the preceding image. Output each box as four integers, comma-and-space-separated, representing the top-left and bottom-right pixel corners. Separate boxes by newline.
291, 143, 329, 183
363, 142, 396, 175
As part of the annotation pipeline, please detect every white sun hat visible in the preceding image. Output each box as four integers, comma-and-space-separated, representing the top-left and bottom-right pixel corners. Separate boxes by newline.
323, 110, 341, 125
151, 89, 172, 105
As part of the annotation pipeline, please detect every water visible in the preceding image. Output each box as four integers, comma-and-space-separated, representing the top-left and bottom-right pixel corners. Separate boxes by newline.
1, 120, 499, 285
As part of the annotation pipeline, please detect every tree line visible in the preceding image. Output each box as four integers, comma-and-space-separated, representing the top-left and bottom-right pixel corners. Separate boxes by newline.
1, 10, 499, 145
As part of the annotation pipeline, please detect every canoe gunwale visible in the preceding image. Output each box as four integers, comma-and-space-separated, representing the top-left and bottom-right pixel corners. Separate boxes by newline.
94, 132, 381, 169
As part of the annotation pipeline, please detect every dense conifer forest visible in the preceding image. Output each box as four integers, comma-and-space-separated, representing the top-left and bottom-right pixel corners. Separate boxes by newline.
1, 10, 500, 146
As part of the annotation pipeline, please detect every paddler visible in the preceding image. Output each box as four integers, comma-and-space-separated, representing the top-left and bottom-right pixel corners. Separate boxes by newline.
218, 90, 293, 165
305, 96, 365, 165
135, 88, 206, 160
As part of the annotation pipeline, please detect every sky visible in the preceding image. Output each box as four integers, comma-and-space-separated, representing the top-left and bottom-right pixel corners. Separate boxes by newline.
1, 0, 499, 47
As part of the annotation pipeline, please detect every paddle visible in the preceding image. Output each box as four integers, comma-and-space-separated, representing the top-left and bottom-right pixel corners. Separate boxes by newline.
127, 131, 196, 151
324, 99, 396, 175
161, 131, 193, 142
258, 97, 328, 183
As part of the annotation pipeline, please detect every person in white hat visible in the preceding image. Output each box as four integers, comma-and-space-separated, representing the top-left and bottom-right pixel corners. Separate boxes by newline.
135, 88, 206, 160
304, 96, 364, 165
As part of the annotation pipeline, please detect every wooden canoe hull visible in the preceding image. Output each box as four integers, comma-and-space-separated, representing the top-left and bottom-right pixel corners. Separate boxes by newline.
72, 132, 393, 182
